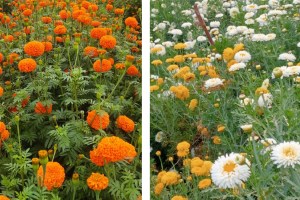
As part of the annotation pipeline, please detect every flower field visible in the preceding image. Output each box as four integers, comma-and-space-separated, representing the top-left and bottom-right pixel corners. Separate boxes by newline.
0, 0, 141, 199
150, 0, 300, 199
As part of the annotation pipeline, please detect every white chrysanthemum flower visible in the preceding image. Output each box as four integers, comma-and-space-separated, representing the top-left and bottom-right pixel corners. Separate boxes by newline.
244, 4, 258, 12
155, 131, 164, 143
229, 63, 247, 72
271, 141, 300, 168
216, 13, 224, 18
243, 28, 255, 35
240, 97, 254, 106
258, 93, 273, 108
261, 138, 277, 153
258, 5, 269, 9
162, 41, 174, 48
223, 2, 231, 8
269, 0, 280, 8
245, 19, 255, 25
285, 66, 300, 77
240, 124, 252, 133
229, 7, 240, 18
152, 44, 166, 56
181, 22, 192, 28
278, 53, 296, 62
181, 9, 192, 16
168, 29, 183, 36
234, 51, 251, 63
297, 42, 300, 47
244, 12, 255, 19
256, 14, 268, 26
153, 22, 167, 31
151, 8, 159, 14
293, 0, 300, 4
197, 36, 207, 42
236, 26, 248, 34
210, 21, 220, 28
211, 153, 251, 189
265, 33, 276, 41
204, 78, 223, 89
184, 40, 196, 50
283, 4, 293, 8
154, 39, 160, 43
251, 34, 267, 41
268, 10, 287, 16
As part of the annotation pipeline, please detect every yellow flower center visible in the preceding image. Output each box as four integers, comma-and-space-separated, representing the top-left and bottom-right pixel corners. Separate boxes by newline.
283, 147, 296, 158
223, 161, 236, 173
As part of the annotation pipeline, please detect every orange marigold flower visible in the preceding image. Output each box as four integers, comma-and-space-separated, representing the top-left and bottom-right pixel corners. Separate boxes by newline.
42, 42, 53, 52
4, 35, 13, 42
84, 46, 99, 57
115, 63, 125, 70
0, 53, 3, 63
125, 17, 139, 28
56, 36, 64, 43
22, 9, 32, 16
0, 86, 3, 97
126, 65, 140, 76
99, 35, 117, 49
24, 41, 45, 57
114, 8, 124, 15
0, 122, 6, 133
54, 25, 67, 35
81, 1, 91, 9
87, 173, 109, 191
34, 102, 52, 114
90, 136, 137, 166
86, 110, 110, 130
18, 58, 37, 73
37, 162, 65, 191
106, 4, 113, 11
93, 59, 112, 73
91, 20, 101, 27
90, 27, 107, 39
8, 53, 18, 64
24, 26, 34, 35
41, 16, 52, 24
1, 130, 10, 141
0, 195, 10, 200
59, 10, 70, 19
116, 115, 135, 133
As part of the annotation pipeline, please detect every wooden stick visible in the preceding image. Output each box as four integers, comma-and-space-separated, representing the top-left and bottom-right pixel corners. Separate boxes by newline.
193, 4, 215, 46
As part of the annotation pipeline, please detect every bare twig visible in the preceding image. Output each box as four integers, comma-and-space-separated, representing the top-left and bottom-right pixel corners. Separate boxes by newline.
193, 4, 215, 46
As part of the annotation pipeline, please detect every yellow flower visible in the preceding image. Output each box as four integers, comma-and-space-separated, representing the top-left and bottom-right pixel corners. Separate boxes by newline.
255, 87, 269, 95
150, 85, 159, 92
154, 183, 164, 195
151, 59, 163, 66
171, 196, 188, 200
174, 66, 190, 79
191, 157, 204, 168
167, 64, 179, 71
157, 78, 164, 85
176, 141, 190, 157
217, 125, 225, 133
212, 136, 221, 144
183, 72, 195, 82
161, 171, 180, 186
174, 43, 187, 50
174, 55, 185, 63
233, 43, 245, 54
223, 48, 235, 62
156, 171, 167, 183
166, 58, 174, 63
170, 85, 190, 100
188, 99, 198, 111
198, 178, 212, 189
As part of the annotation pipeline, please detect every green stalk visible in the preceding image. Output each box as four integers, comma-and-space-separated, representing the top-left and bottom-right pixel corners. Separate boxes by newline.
95, 191, 100, 200
105, 69, 127, 102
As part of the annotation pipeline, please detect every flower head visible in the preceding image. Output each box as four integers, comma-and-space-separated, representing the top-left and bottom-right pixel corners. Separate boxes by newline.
87, 173, 109, 191
37, 162, 65, 191
125, 17, 139, 28
271, 141, 300, 168
211, 153, 251, 189
99, 35, 117, 49
24, 41, 45, 57
116, 115, 135, 133
86, 110, 110, 130
93, 59, 112, 73
90, 136, 137, 166
18, 58, 37, 73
